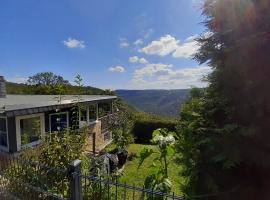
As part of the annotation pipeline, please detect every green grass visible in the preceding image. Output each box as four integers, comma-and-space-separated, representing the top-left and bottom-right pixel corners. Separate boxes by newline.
117, 144, 184, 195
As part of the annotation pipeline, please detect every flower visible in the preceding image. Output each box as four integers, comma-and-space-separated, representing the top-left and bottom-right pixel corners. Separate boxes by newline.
153, 134, 175, 147
165, 135, 175, 144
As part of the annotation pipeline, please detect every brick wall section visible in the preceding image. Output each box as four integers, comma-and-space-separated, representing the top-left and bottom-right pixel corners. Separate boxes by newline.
85, 120, 112, 153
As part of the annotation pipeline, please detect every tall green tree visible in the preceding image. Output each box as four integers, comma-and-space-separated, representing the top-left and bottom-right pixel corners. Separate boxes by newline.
26, 72, 70, 94
177, 0, 270, 199
27, 72, 70, 86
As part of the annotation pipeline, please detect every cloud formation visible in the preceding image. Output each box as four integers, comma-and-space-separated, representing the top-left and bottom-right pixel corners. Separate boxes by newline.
63, 38, 86, 49
173, 36, 200, 58
131, 63, 211, 89
133, 39, 143, 46
139, 34, 200, 58
109, 66, 126, 73
129, 56, 148, 64
119, 38, 129, 48
7, 76, 27, 84
139, 35, 179, 56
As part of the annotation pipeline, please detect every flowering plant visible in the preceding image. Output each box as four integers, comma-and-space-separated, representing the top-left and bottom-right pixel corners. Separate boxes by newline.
138, 128, 176, 197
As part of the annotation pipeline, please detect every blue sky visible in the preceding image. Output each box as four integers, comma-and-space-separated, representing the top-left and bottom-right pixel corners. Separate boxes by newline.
0, 0, 210, 90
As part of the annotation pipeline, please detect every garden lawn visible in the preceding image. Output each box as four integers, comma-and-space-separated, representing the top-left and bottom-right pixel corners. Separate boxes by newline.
119, 144, 184, 195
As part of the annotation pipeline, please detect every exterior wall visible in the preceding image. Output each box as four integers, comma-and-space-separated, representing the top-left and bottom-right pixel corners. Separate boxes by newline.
85, 121, 112, 153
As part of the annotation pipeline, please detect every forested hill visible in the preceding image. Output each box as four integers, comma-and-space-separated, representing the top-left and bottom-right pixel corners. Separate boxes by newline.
115, 89, 190, 117
6, 82, 106, 95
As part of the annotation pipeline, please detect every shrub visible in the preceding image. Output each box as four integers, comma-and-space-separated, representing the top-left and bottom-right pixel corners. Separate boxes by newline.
3, 129, 88, 199
132, 113, 177, 144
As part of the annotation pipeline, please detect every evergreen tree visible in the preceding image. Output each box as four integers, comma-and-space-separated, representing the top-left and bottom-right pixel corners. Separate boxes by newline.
177, 1, 270, 199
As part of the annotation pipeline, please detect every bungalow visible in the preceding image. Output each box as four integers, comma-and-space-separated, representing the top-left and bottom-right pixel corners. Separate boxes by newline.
0, 76, 117, 153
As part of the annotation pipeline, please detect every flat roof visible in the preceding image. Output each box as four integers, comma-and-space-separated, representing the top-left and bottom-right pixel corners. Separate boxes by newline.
0, 95, 117, 114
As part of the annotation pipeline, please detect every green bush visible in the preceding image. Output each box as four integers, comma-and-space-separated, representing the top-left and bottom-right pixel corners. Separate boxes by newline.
2, 129, 88, 199
132, 113, 177, 144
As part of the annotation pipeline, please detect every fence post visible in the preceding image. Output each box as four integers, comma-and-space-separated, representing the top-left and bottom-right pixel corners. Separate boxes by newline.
93, 132, 96, 155
69, 159, 82, 200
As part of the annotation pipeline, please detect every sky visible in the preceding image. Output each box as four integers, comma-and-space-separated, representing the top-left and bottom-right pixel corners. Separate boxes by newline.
0, 0, 210, 90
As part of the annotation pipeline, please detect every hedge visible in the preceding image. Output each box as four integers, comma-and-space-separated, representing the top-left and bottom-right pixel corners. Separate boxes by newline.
131, 113, 177, 144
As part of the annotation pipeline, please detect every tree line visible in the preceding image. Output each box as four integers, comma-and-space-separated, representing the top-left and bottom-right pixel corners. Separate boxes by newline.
6, 72, 109, 95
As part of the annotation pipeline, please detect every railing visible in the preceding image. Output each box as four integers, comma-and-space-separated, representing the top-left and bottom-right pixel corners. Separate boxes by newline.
80, 175, 184, 200
0, 154, 185, 200
99, 113, 115, 133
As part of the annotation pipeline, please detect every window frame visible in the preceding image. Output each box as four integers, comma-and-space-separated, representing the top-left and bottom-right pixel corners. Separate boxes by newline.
49, 112, 69, 133
88, 103, 98, 123
16, 113, 45, 151
0, 116, 9, 152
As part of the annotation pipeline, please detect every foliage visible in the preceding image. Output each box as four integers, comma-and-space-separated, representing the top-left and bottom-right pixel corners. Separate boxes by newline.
37, 131, 87, 168
27, 72, 70, 86
108, 99, 134, 150
138, 129, 176, 197
25, 72, 69, 94
177, 0, 270, 199
132, 112, 177, 144
6, 76, 105, 95
3, 128, 88, 199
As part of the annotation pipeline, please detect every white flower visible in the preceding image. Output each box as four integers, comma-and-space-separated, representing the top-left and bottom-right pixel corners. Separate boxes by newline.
153, 135, 165, 143
165, 135, 175, 144
153, 134, 175, 147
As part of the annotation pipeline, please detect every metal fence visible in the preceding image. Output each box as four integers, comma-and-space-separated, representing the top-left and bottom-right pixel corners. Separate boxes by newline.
80, 175, 184, 200
0, 154, 185, 200
0, 154, 70, 200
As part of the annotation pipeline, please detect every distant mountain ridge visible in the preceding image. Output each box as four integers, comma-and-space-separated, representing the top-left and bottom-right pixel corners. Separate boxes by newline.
115, 89, 190, 117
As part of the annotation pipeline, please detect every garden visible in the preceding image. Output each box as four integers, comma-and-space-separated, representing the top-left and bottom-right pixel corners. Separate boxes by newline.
105, 143, 183, 195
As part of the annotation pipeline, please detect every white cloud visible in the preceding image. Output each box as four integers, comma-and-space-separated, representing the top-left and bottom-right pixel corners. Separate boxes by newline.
129, 56, 148, 64
109, 66, 126, 73
139, 34, 201, 59
63, 38, 85, 49
131, 63, 211, 89
139, 57, 148, 64
139, 35, 179, 56
173, 39, 200, 58
7, 76, 27, 84
119, 38, 129, 48
133, 39, 143, 46
129, 56, 139, 63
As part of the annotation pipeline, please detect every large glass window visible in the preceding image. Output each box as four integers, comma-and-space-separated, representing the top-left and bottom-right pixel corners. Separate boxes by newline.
50, 112, 68, 132
0, 117, 7, 147
20, 116, 41, 145
89, 104, 97, 122
98, 102, 111, 118
80, 106, 87, 122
